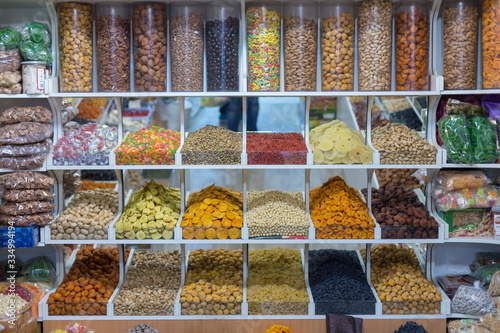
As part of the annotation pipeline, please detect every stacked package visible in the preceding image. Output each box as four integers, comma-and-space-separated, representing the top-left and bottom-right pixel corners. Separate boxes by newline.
0, 27, 22, 94
0, 172, 54, 227
0, 106, 52, 169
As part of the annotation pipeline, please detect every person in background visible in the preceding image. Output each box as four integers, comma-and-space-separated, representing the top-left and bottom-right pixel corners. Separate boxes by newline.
227, 97, 259, 132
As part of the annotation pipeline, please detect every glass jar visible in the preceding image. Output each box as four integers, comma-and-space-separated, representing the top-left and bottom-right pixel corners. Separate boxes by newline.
246, 0, 281, 91
482, 0, 500, 89
170, 1, 204, 92
395, 1, 430, 91
320, 0, 355, 91
132, 2, 167, 92
58, 2, 93, 92
442, 0, 478, 90
358, 0, 392, 91
206, 1, 240, 91
96, 2, 131, 92
283, 1, 317, 91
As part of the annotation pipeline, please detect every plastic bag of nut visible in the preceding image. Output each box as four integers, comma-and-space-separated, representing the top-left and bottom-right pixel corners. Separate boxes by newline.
0, 212, 53, 227
0, 200, 54, 215
0, 83, 21, 94
2, 188, 54, 202
0, 122, 53, 145
0, 70, 21, 87
0, 171, 54, 189
0, 153, 46, 170
0, 106, 52, 124
0, 139, 51, 157
452, 282, 497, 315
60, 101, 79, 124
0, 49, 21, 72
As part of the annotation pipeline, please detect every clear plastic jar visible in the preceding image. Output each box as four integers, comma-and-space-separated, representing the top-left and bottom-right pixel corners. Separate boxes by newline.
442, 0, 478, 90
358, 0, 392, 91
206, 1, 240, 91
482, 0, 500, 89
133, 2, 167, 92
395, 1, 430, 91
320, 1, 355, 91
58, 2, 93, 92
96, 2, 131, 92
170, 1, 204, 92
246, 0, 281, 91
283, 1, 317, 91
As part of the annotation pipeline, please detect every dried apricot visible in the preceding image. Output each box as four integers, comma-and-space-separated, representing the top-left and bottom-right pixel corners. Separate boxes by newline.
182, 227, 195, 240
206, 228, 216, 239
194, 228, 206, 240
216, 228, 229, 240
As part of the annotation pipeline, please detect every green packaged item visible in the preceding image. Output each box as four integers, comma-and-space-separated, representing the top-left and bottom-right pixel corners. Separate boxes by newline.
19, 41, 52, 63
21, 256, 55, 282
0, 27, 21, 50
475, 264, 500, 286
446, 99, 489, 117
469, 116, 498, 163
438, 114, 474, 164
21, 21, 50, 47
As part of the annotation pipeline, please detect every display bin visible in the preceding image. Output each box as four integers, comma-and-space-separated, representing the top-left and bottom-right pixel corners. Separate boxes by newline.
394, 1, 430, 91
0, 225, 39, 247
310, 250, 377, 315
246, 0, 281, 92
169, 1, 204, 92
58, 2, 93, 92
180, 131, 244, 165
0, 286, 35, 333
482, 0, 500, 89
320, 1, 355, 91
96, 2, 131, 92
206, 1, 240, 92
247, 247, 312, 315
442, 0, 479, 90
246, 132, 310, 165
283, 1, 317, 91
357, 0, 393, 91
132, 2, 167, 92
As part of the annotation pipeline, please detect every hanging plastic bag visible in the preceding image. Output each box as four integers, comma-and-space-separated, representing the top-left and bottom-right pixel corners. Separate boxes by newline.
19, 41, 52, 63
482, 94, 500, 121
452, 281, 497, 315
0, 26, 21, 50
469, 116, 498, 163
21, 21, 50, 47
446, 99, 489, 117
475, 264, 500, 286
438, 114, 474, 164
21, 256, 56, 283
436, 170, 492, 191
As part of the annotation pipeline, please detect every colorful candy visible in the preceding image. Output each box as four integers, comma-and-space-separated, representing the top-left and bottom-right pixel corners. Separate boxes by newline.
247, 6, 280, 91
53, 123, 118, 166
115, 126, 180, 165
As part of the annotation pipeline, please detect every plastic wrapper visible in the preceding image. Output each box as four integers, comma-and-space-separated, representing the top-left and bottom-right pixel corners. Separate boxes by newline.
482, 95, 500, 121
21, 21, 50, 46
446, 98, 489, 117
2, 188, 54, 202
0, 122, 53, 145
0, 82, 21, 94
488, 271, 500, 296
21, 256, 55, 283
0, 153, 46, 170
0, 106, 52, 124
469, 116, 498, 163
438, 114, 474, 163
452, 282, 497, 315
0, 27, 21, 50
477, 252, 500, 265
61, 102, 79, 124
475, 264, 500, 286
0, 212, 53, 227
0, 200, 54, 216
438, 275, 478, 298
481, 313, 500, 332
63, 121, 80, 137
0, 171, 54, 189
0, 225, 40, 247
0, 49, 22, 72
437, 171, 491, 191
50, 323, 90, 333
0, 70, 21, 86
412, 168, 427, 185
433, 185, 500, 211
0, 139, 51, 158
19, 41, 52, 63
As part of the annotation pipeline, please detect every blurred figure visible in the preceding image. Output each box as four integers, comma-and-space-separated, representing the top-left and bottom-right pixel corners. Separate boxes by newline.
227, 97, 259, 132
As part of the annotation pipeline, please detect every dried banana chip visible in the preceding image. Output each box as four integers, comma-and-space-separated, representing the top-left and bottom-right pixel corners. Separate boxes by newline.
136, 230, 146, 240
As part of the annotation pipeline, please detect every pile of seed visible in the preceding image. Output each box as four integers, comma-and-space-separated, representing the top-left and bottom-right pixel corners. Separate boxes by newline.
308, 249, 375, 314
114, 250, 181, 316
125, 324, 160, 333
371, 123, 437, 164
247, 248, 309, 315
247, 190, 309, 238
182, 125, 242, 165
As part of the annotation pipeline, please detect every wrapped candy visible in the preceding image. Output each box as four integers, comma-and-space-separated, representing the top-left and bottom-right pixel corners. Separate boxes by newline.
433, 185, 500, 211
52, 123, 118, 166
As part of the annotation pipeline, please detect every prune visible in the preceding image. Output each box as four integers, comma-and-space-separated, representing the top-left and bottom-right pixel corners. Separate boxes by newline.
394, 321, 428, 333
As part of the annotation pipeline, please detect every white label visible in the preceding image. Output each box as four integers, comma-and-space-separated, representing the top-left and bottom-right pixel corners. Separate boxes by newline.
129, 99, 141, 109
37, 67, 45, 90
494, 212, 500, 236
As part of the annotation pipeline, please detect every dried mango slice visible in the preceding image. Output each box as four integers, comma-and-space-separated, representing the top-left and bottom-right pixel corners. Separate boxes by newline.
216, 228, 229, 240
232, 218, 243, 228
203, 198, 212, 205
206, 228, 216, 239
180, 218, 189, 227
225, 212, 235, 220
163, 230, 173, 240
183, 227, 195, 240
217, 204, 227, 212
194, 228, 206, 240
212, 210, 224, 219
228, 228, 240, 239
222, 217, 232, 228
213, 220, 222, 229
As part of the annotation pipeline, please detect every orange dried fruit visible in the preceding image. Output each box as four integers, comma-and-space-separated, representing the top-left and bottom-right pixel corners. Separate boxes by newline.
222, 216, 232, 228
182, 227, 195, 240
216, 228, 229, 240
194, 228, 206, 240
206, 228, 216, 239
225, 212, 235, 220
228, 228, 240, 239
232, 218, 243, 228
212, 220, 222, 229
